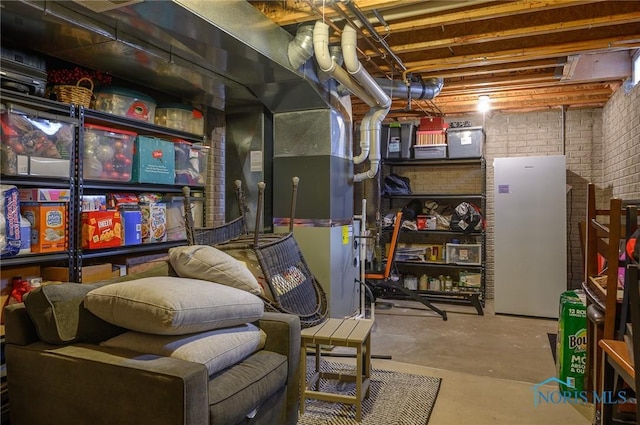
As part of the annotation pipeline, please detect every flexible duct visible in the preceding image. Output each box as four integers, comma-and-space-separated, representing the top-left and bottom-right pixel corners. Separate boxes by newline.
313, 21, 377, 107
288, 24, 315, 69
342, 25, 391, 180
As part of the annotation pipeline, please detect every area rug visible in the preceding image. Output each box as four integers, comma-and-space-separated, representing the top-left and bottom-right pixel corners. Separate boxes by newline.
298, 360, 441, 425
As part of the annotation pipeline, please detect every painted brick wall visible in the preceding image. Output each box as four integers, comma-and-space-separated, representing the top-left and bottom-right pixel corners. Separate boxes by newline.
602, 82, 640, 201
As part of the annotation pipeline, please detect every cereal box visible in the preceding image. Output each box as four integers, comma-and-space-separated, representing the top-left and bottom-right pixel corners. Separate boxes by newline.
20, 202, 67, 253
82, 210, 123, 249
140, 203, 166, 243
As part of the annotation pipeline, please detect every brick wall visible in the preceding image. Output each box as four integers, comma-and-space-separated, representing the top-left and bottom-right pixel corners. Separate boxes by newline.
206, 109, 226, 227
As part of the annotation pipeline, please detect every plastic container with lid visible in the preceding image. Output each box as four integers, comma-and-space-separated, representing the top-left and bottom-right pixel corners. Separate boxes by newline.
172, 138, 209, 186
83, 124, 136, 182
92, 86, 157, 123
155, 103, 204, 135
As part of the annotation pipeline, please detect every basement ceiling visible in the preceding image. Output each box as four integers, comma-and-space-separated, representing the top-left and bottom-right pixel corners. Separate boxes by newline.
248, 0, 640, 121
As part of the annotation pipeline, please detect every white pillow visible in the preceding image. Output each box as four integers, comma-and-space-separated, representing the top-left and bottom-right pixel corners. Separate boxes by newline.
169, 245, 262, 295
101, 324, 267, 376
84, 277, 264, 335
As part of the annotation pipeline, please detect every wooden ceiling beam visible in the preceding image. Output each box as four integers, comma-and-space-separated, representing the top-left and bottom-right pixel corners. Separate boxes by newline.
375, 0, 604, 32
394, 35, 640, 75
362, 12, 640, 57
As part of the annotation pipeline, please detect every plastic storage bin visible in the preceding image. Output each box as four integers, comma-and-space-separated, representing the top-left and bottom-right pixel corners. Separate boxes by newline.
446, 243, 482, 265
83, 124, 136, 182
92, 87, 157, 123
132, 136, 175, 184
413, 144, 447, 159
155, 103, 204, 135
446, 127, 483, 158
173, 138, 209, 186
1, 103, 74, 177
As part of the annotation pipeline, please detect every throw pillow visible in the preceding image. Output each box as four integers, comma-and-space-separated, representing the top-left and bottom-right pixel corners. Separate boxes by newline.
84, 277, 264, 335
23, 282, 125, 345
101, 324, 266, 376
168, 245, 262, 295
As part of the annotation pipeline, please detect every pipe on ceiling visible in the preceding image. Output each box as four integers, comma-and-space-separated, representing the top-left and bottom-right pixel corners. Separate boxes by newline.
313, 21, 378, 107
342, 24, 391, 181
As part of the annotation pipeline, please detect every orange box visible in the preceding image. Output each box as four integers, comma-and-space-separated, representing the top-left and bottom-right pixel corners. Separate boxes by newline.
82, 210, 123, 249
20, 202, 67, 253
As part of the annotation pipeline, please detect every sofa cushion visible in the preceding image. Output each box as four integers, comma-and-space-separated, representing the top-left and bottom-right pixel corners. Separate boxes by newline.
101, 323, 267, 376
23, 282, 124, 345
169, 245, 262, 295
208, 350, 288, 425
84, 277, 264, 335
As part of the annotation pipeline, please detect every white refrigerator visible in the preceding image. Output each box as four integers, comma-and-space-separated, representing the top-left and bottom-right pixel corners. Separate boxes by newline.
493, 155, 567, 318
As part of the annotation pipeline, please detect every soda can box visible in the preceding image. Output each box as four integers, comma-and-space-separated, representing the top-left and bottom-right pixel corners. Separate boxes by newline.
82, 210, 123, 249
21, 202, 67, 253
556, 290, 587, 395
19, 188, 71, 202
120, 205, 142, 246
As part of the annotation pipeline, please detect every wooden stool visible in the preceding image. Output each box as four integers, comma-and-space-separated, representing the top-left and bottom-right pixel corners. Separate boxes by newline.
299, 318, 374, 422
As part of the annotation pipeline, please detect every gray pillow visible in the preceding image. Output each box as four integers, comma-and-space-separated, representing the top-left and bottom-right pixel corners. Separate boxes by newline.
169, 245, 262, 295
23, 282, 124, 345
84, 277, 264, 335
101, 324, 266, 376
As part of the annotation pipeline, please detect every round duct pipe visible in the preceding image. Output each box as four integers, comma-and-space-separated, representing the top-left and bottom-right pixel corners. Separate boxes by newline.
288, 24, 315, 69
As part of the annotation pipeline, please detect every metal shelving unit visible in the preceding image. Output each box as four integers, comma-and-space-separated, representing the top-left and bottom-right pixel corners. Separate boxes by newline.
380, 155, 487, 313
1, 89, 205, 282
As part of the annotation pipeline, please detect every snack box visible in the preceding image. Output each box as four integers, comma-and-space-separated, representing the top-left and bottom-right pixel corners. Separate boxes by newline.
82, 210, 123, 249
120, 205, 142, 246
20, 202, 67, 253
1, 185, 21, 257
19, 188, 71, 202
81, 195, 107, 212
92, 86, 157, 123
107, 193, 139, 209
140, 203, 167, 244
132, 136, 175, 185
83, 124, 136, 182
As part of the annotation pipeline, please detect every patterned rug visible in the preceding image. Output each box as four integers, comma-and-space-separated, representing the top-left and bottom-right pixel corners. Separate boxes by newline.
298, 360, 441, 425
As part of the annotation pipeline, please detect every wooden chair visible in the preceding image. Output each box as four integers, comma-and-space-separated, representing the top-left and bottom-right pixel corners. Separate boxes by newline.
583, 184, 625, 411
365, 211, 448, 321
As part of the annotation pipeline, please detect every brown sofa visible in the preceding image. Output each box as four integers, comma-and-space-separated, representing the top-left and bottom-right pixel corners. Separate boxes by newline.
4, 277, 301, 425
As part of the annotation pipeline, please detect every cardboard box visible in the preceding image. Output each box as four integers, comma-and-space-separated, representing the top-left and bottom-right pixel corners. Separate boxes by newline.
1, 185, 21, 257
19, 188, 71, 202
17, 156, 71, 177
42, 263, 116, 284
132, 136, 175, 184
107, 193, 139, 209
141, 203, 167, 243
459, 271, 482, 287
82, 210, 123, 249
120, 205, 142, 246
81, 195, 107, 212
20, 202, 67, 253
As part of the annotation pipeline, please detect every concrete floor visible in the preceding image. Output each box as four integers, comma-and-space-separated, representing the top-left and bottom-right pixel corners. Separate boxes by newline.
324, 299, 594, 425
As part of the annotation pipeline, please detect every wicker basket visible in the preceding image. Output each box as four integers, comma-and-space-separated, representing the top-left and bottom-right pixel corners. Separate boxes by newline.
52, 77, 94, 107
